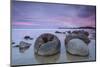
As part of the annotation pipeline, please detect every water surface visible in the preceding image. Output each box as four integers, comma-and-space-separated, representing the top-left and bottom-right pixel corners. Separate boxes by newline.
11, 29, 96, 65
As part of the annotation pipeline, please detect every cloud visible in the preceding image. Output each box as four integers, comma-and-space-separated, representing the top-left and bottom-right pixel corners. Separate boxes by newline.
77, 6, 96, 18
12, 1, 96, 29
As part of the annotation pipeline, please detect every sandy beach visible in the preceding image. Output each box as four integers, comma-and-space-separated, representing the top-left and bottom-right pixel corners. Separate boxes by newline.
11, 29, 96, 65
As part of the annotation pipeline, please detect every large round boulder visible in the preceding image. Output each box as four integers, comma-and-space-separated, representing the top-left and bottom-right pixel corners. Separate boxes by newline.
67, 39, 89, 56
34, 33, 61, 56
65, 30, 90, 56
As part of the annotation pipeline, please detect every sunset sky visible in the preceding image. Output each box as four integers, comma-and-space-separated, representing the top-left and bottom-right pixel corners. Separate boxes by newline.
12, 1, 96, 29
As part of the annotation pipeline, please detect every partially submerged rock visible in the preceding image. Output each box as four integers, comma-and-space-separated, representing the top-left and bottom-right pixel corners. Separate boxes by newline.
19, 41, 32, 53
55, 31, 66, 34
12, 42, 15, 45
65, 30, 90, 56
67, 31, 71, 34
13, 45, 19, 47
72, 30, 89, 37
24, 36, 33, 40
34, 33, 61, 56
19, 41, 31, 48
67, 39, 89, 56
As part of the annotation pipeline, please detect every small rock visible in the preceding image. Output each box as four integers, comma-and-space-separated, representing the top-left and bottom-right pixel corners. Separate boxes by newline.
13, 45, 19, 47
19, 41, 32, 53
72, 30, 89, 37
67, 31, 71, 34
55, 31, 62, 34
83, 31, 89, 37
62, 32, 66, 34
24, 36, 33, 40
30, 38, 33, 40
12, 42, 15, 45
72, 30, 79, 34
65, 31, 90, 45
19, 41, 31, 48
55, 31, 65, 34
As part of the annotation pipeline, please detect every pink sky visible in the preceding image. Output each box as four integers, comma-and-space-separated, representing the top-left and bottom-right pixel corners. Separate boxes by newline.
12, 1, 96, 29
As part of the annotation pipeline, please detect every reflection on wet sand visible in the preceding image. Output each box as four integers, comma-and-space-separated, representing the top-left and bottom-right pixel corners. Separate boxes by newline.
19, 47, 30, 53
66, 53, 89, 62
34, 53, 60, 64
18, 41, 32, 53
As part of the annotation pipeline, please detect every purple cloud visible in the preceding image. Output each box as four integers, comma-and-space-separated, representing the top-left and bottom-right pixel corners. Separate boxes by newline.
12, 1, 96, 29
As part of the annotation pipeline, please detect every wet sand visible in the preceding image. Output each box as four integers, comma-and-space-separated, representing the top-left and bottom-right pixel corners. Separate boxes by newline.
11, 29, 96, 65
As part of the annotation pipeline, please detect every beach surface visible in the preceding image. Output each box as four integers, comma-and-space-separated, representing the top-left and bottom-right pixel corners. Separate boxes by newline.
11, 29, 96, 65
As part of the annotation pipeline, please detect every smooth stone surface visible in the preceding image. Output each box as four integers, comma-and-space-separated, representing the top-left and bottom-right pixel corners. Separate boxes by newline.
67, 39, 89, 56
34, 33, 61, 56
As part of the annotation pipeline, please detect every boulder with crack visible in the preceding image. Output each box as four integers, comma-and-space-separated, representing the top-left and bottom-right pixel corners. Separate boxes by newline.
65, 30, 90, 56
34, 33, 61, 56
67, 39, 89, 56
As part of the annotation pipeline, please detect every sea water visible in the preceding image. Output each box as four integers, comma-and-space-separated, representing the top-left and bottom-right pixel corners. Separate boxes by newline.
11, 29, 96, 65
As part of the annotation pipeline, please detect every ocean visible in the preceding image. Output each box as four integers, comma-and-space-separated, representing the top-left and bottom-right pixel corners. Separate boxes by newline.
11, 29, 96, 65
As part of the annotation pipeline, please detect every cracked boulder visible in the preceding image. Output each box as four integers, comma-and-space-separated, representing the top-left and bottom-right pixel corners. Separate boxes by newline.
34, 33, 61, 56
67, 39, 89, 56
65, 30, 90, 56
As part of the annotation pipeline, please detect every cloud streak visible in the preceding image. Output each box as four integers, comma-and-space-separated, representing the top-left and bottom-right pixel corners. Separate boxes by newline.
12, 1, 96, 29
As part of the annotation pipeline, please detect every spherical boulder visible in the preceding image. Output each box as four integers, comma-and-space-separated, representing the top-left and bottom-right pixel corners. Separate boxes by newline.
67, 39, 89, 56
65, 30, 90, 56
34, 33, 61, 56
